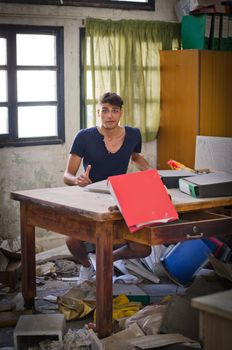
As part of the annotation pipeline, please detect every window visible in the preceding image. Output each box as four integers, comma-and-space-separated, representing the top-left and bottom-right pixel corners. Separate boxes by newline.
76, 0, 156, 10
0, 25, 64, 147
2, 1, 155, 11
110, 0, 155, 9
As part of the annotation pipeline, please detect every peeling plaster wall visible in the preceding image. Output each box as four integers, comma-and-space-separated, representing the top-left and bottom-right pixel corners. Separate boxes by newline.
0, 0, 178, 241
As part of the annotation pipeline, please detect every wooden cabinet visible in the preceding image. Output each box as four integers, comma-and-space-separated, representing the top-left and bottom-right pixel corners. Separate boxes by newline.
192, 290, 232, 350
157, 50, 232, 170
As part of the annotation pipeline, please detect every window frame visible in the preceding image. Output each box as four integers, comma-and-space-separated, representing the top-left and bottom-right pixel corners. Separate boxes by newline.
80, 28, 86, 130
2, 1, 155, 11
0, 24, 65, 148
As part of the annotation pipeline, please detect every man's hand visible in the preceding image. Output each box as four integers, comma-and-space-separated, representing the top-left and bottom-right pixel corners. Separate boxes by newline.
75, 165, 92, 187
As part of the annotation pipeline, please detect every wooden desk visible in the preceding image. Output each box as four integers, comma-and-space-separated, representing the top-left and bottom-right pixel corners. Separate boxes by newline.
11, 187, 232, 338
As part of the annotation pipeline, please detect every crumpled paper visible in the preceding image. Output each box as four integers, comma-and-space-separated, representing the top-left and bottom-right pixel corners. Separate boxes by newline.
57, 282, 96, 320
28, 328, 92, 350
125, 304, 167, 335
36, 262, 56, 276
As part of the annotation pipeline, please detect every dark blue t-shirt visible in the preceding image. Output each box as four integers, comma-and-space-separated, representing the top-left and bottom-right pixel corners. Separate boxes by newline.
70, 126, 142, 183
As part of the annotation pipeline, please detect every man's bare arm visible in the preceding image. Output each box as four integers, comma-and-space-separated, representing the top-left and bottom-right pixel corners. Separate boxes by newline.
64, 154, 92, 186
131, 152, 153, 171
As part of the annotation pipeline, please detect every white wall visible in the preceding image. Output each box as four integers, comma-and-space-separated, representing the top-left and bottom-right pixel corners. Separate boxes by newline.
0, 0, 178, 243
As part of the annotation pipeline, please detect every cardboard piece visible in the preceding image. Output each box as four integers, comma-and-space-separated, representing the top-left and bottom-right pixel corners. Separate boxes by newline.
14, 314, 65, 350
159, 295, 200, 341
0, 259, 21, 289
125, 304, 167, 335
36, 244, 72, 263
101, 323, 143, 350
209, 255, 232, 282
126, 333, 195, 349
195, 136, 232, 173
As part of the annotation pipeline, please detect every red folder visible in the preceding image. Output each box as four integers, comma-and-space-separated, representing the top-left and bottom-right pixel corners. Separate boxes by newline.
107, 169, 179, 233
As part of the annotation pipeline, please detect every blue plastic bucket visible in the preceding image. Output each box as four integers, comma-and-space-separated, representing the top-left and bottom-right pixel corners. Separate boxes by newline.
160, 239, 212, 286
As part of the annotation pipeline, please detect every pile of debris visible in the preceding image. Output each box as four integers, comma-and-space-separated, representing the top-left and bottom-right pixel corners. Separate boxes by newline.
0, 239, 232, 349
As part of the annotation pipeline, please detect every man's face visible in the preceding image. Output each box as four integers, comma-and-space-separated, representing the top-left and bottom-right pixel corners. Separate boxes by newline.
98, 103, 122, 129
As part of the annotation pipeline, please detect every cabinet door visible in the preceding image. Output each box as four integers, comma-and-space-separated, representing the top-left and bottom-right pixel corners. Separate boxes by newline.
200, 51, 232, 137
158, 50, 199, 169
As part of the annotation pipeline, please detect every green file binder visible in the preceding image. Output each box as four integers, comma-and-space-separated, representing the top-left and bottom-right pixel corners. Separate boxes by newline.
228, 15, 232, 50
219, 15, 229, 50
211, 14, 220, 50
181, 14, 212, 49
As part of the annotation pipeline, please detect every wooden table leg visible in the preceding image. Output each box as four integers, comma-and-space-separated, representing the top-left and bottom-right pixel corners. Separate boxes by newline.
95, 221, 113, 338
20, 203, 36, 309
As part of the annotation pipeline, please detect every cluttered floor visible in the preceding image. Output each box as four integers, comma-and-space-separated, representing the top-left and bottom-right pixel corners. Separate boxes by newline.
0, 239, 232, 350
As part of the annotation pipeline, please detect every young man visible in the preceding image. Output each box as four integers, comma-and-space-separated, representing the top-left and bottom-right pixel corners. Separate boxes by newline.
64, 92, 152, 279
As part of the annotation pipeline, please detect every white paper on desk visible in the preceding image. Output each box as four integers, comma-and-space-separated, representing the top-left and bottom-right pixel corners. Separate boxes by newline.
85, 180, 110, 194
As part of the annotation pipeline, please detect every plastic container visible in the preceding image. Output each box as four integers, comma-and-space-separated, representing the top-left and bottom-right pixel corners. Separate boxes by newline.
160, 239, 213, 286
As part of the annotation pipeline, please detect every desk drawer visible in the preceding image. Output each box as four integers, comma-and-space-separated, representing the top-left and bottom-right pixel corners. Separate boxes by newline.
123, 211, 232, 245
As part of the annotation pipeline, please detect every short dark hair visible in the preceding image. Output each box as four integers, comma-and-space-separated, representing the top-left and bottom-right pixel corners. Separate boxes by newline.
99, 92, 123, 108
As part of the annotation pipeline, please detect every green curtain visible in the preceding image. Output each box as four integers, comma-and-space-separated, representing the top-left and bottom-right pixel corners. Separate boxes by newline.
84, 18, 181, 142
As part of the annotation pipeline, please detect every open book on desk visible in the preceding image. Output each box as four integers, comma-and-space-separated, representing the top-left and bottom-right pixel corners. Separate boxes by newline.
107, 169, 179, 233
